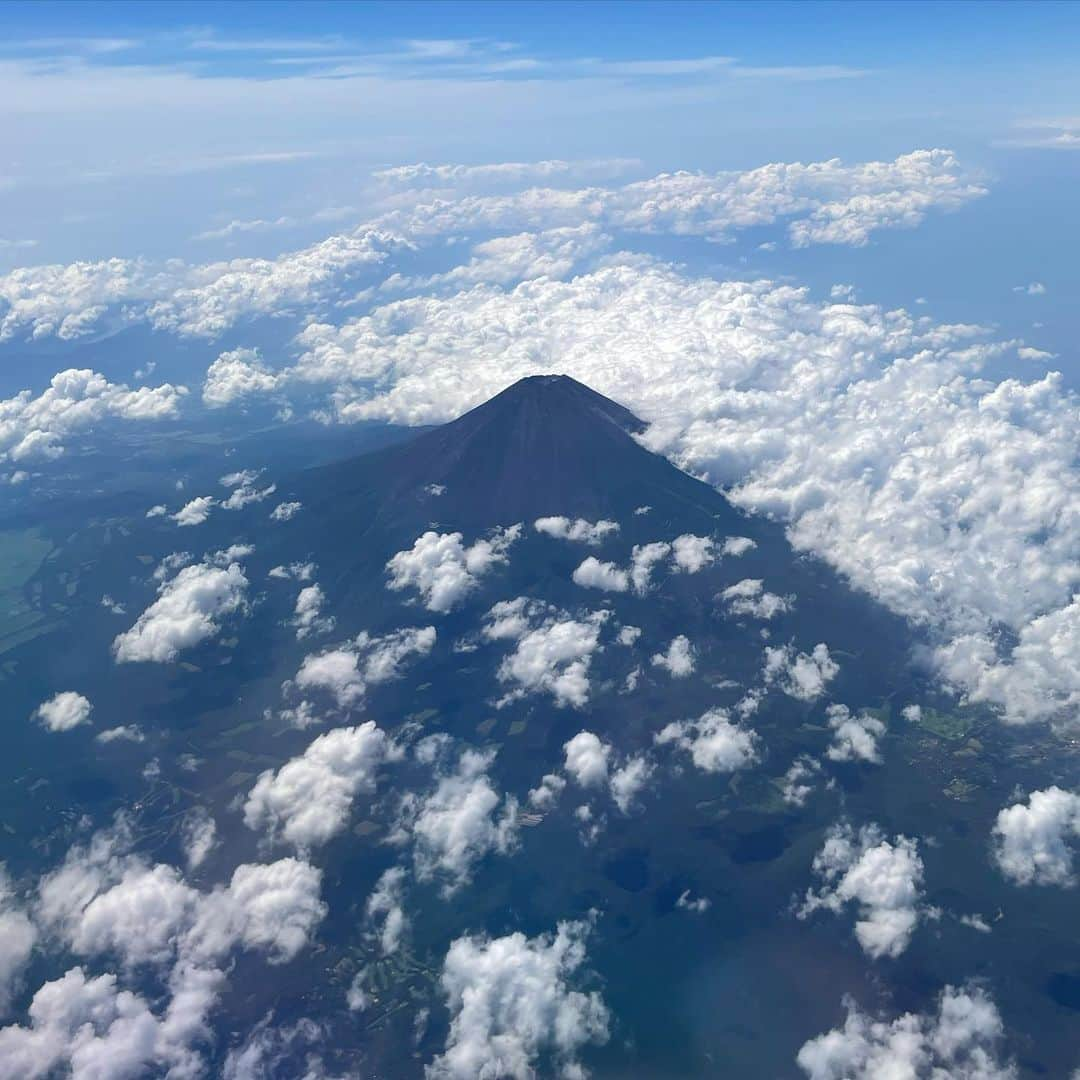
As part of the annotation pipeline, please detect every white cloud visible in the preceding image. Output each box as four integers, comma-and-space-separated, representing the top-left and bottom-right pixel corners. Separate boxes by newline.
764, 643, 838, 701
244, 721, 398, 849
1012, 282, 1046, 296
113, 554, 249, 663
992, 786, 1080, 887
269, 500, 302, 522
182, 810, 218, 871
0, 871, 35, 1015
825, 704, 886, 764
721, 578, 791, 619
387, 526, 522, 613
563, 732, 611, 789
268, 561, 314, 581
782, 755, 822, 807
670, 534, 716, 573
560, 732, 652, 814
616, 625, 641, 646
0, 228, 395, 343
797, 984, 1015, 1080
630, 542, 670, 594
676, 890, 711, 914
1017, 346, 1055, 361
798, 823, 926, 959
651, 635, 696, 678
220, 480, 276, 510
95, 725, 143, 744
428, 919, 609, 1080
572, 557, 629, 593
575, 537, 716, 594
483, 599, 608, 708
250, 259, 1080, 726
220, 1014, 334, 1080
373, 158, 639, 190
290, 583, 335, 640
398, 749, 518, 895
33, 691, 92, 733
0, 965, 213, 1080
655, 707, 759, 773
609, 755, 654, 814
13, 816, 328, 1079
0, 369, 186, 465
528, 773, 567, 811
535, 516, 619, 545
721, 536, 756, 557
291, 625, 436, 708
171, 495, 215, 527
2, 151, 981, 344
365, 866, 408, 956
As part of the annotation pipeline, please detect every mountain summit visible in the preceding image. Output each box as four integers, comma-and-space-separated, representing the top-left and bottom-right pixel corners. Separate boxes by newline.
303, 374, 723, 527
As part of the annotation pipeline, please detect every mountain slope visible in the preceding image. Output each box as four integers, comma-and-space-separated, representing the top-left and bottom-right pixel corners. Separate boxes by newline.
299, 374, 728, 529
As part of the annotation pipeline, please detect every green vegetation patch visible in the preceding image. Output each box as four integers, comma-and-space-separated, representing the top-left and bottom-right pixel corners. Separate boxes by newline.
912, 707, 975, 742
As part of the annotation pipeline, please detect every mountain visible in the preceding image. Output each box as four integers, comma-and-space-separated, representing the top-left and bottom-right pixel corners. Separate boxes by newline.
299, 373, 730, 529
6, 374, 1070, 1079
269, 371, 913, 725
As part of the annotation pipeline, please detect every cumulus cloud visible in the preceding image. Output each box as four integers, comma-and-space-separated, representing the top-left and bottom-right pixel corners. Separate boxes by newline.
0, 227, 396, 343
290, 584, 335, 640
387, 526, 522, 613
721, 578, 791, 619
203, 349, 281, 408
629, 542, 671, 593
572, 557, 629, 593
244, 255, 1080, 726
10, 817, 328, 1079
528, 773, 567, 812
609, 755, 654, 814
798, 823, 926, 959
0, 871, 35, 1015
397, 749, 518, 895
535, 516, 619, 545
112, 553, 249, 663
220, 477, 276, 511
483, 599, 608, 708
291, 625, 436, 708
428, 919, 609, 1080
782, 755, 822, 807
171, 496, 216, 527
182, 810, 218, 872
764, 643, 839, 701
95, 725, 144, 744
655, 707, 759, 773
244, 722, 398, 849
2, 150, 982, 344
670, 534, 716, 573
560, 732, 651, 814
33, 691, 92, 733
992, 786, 1080, 887
721, 536, 757, 557
797, 984, 1015, 1080
365, 866, 408, 956
0, 965, 215, 1079
825, 704, 886, 764
0, 369, 186, 465
651, 635, 696, 677
270, 500, 302, 522
574, 535, 741, 597
563, 732, 611, 789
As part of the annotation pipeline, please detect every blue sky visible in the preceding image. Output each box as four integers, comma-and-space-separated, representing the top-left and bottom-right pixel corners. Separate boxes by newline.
0, 0, 1077, 383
